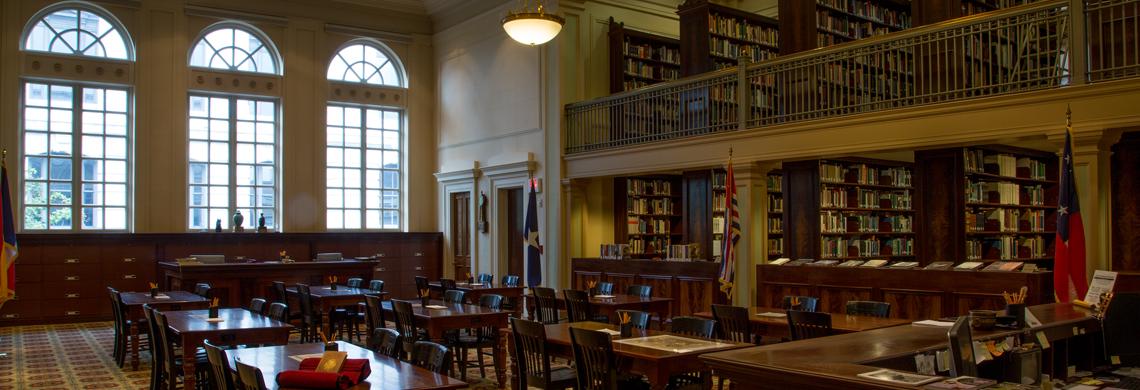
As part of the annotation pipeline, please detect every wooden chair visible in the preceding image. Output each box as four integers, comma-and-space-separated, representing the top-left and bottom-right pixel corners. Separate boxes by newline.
392, 300, 423, 357
1101, 292, 1140, 365
362, 294, 386, 348
787, 310, 833, 340
296, 284, 320, 343
148, 305, 210, 390
781, 295, 820, 312
452, 294, 503, 380
346, 277, 363, 288
615, 309, 650, 330
235, 360, 268, 390
107, 287, 139, 368
443, 289, 466, 304
410, 341, 453, 375
266, 302, 288, 323
194, 282, 212, 298
625, 284, 652, 298
845, 300, 891, 318
596, 282, 614, 295
368, 279, 385, 292
414, 276, 430, 296
563, 289, 595, 323
670, 316, 715, 338
501, 275, 520, 287
711, 304, 757, 344
272, 280, 302, 322
203, 339, 234, 390
511, 317, 577, 389
532, 287, 562, 324
372, 328, 402, 359
439, 278, 458, 293
477, 273, 494, 284
247, 298, 268, 315
569, 327, 647, 390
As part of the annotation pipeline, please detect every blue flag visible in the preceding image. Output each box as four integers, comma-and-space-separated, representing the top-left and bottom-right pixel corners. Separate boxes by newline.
524, 182, 542, 287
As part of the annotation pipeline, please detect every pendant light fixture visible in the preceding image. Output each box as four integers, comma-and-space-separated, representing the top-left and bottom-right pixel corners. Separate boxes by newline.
501, 0, 564, 46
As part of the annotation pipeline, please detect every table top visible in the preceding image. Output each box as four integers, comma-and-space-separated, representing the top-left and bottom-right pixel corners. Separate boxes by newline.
428, 281, 524, 292
542, 321, 751, 361
120, 290, 209, 306
698, 303, 1099, 387
163, 308, 293, 334
381, 299, 508, 319
528, 293, 673, 306
691, 307, 911, 332
226, 341, 467, 390
286, 285, 389, 298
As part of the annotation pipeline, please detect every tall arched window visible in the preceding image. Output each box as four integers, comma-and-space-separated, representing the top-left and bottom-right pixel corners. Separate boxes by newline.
19, 2, 134, 231
187, 23, 281, 231
325, 40, 406, 230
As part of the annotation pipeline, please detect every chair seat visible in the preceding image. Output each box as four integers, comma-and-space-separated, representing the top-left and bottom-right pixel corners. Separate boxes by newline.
452, 335, 495, 347
548, 366, 578, 384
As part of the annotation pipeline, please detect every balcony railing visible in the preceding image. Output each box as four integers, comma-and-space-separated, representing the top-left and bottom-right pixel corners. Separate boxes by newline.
565, 0, 1140, 155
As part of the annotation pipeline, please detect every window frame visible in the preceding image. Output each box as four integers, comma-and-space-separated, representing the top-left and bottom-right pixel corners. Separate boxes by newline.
188, 21, 283, 76
326, 40, 406, 87
186, 91, 281, 232
19, 78, 134, 232
19, 1, 136, 61
324, 101, 404, 231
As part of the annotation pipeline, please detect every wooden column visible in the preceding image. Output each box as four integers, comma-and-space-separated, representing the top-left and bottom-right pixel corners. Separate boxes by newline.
1111, 131, 1140, 272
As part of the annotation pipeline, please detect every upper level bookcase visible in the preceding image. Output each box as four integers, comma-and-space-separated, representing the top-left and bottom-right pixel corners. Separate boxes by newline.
609, 18, 682, 93
615, 175, 684, 258
916, 145, 1058, 266
677, 0, 780, 76
779, 0, 911, 53
783, 157, 916, 261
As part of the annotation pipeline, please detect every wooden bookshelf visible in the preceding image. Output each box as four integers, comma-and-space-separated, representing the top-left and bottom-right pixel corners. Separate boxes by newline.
615, 175, 684, 258
779, 0, 911, 54
916, 145, 1058, 267
766, 170, 784, 261
711, 168, 727, 262
784, 158, 916, 262
680, 168, 725, 262
609, 18, 682, 93
677, 0, 780, 76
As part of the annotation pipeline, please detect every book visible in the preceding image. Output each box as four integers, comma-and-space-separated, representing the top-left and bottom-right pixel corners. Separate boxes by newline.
769, 258, 791, 265
838, 260, 865, 267
786, 259, 815, 266
860, 259, 888, 268
983, 261, 1023, 272
889, 261, 919, 269
955, 261, 985, 270
923, 376, 997, 389
857, 369, 940, 385
923, 261, 954, 270
315, 351, 348, 373
808, 260, 839, 266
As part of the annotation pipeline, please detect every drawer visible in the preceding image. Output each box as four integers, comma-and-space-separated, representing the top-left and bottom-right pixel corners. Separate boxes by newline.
106, 277, 148, 292
0, 298, 42, 320
41, 281, 103, 300
100, 255, 153, 272
9, 283, 43, 300
42, 263, 100, 282
11, 244, 41, 264
400, 258, 428, 272
100, 244, 156, 267
13, 264, 42, 283
401, 242, 435, 258
41, 244, 99, 264
40, 298, 102, 318
102, 264, 154, 281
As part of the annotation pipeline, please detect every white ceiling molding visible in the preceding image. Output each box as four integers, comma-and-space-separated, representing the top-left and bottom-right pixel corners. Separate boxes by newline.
434, 166, 482, 184
324, 23, 413, 44
482, 160, 537, 180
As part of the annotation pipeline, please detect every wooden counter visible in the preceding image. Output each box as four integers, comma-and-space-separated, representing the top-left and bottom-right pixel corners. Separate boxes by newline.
701, 303, 1101, 389
571, 258, 726, 317
757, 264, 1053, 319
158, 260, 379, 306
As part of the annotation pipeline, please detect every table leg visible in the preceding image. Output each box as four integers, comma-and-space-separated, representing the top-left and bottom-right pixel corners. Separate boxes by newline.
647, 364, 668, 390
494, 328, 506, 388
130, 321, 140, 370
182, 337, 197, 390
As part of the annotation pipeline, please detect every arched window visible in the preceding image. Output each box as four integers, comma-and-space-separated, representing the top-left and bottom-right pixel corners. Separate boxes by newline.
22, 2, 132, 60
189, 23, 280, 75
186, 23, 281, 231
19, 2, 134, 231
325, 40, 406, 230
327, 43, 404, 87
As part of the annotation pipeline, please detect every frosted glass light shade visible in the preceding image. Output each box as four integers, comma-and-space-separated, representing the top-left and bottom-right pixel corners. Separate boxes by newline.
502, 13, 564, 46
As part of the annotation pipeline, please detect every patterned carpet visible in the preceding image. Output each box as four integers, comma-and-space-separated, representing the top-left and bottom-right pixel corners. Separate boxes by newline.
0, 321, 505, 390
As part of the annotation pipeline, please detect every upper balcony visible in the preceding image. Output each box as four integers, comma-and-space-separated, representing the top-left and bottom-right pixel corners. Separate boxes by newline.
564, 0, 1140, 162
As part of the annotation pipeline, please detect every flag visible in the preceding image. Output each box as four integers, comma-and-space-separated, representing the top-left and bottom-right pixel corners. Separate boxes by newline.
1055, 128, 1088, 302
719, 156, 741, 297
1, 159, 17, 308
524, 180, 542, 287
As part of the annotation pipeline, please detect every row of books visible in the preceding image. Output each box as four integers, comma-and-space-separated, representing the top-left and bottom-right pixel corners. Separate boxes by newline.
964, 37, 1014, 69
768, 217, 783, 234
817, 13, 896, 40
818, 67, 912, 97
768, 193, 783, 213
624, 59, 680, 81
767, 174, 782, 192
626, 236, 671, 255
713, 171, 727, 188
626, 216, 673, 235
622, 80, 653, 91
821, 212, 913, 233
626, 178, 674, 196
713, 193, 727, 212
820, 236, 914, 258
626, 197, 675, 215
768, 237, 784, 255
623, 39, 680, 65
820, 163, 913, 187
966, 236, 1049, 260
964, 150, 1049, 180
966, 209, 1047, 233
820, 187, 912, 210
853, 54, 914, 76
816, 0, 912, 29
709, 37, 779, 63
966, 181, 1044, 205
708, 13, 779, 46
769, 258, 1030, 271
713, 216, 725, 235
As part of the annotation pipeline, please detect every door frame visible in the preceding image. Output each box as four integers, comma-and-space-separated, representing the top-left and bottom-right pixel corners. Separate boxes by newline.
435, 166, 480, 279
483, 160, 536, 284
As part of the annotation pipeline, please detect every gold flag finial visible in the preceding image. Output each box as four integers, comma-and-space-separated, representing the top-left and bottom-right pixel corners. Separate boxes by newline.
1066, 104, 1072, 130
729, 147, 733, 158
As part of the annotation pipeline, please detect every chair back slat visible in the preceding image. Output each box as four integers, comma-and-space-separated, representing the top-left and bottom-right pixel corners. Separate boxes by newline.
787, 310, 833, 340
410, 341, 452, 374
625, 284, 652, 298
671, 316, 715, 338
532, 287, 561, 324
248, 298, 268, 315
272, 281, 288, 304
368, 279, 384, 292
477, 273, 494, 284
596, 282, 614, 296
845, 300, 891, 318
372, 328, 401, 358
501, 275, 520, 287
782, 295, 820, 312
615, 309, 650, 330
563, 289, 594, 323
511, 317, 558, 388
711, 304, 754, 344
346, 277, 363, 288
443, 289, 466, 304
267, 302, 288, 322
392, 300, 420, 355
570, 327, 619, 390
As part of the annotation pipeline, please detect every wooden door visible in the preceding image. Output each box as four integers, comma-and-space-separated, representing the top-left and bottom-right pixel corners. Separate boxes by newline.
450, 192, 472, 279
506, 188, 525, 281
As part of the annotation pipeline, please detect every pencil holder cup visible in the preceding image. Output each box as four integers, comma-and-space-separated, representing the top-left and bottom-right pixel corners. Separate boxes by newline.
208, 307, 219, 319
150, 288, 158, 298
324, 341, 338, 351
420, 296, 430, 307
1006, 303, 1026, 327
330, 283, 337, 291
620, 323, 633, 338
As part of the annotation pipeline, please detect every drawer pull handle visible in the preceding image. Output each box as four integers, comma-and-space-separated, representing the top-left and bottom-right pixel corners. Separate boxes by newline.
65, 311, 80, 316
414, 252, 424, 257
375, 267, 386, 272
123, 257, 136, 263
64, 258, 80, 264
415, 266, 423, 271
376, 253, 386, 257
66, 293, 80, 299
2, 314, 18, 319
65, 276, 79, 281
123, 274, 137, 279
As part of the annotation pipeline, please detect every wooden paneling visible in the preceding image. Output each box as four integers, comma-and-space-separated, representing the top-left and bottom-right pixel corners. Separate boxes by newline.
952, 292, 1007, 314
573, 271, 602, 290
882, 289, 944, 320
678, 277, 716, 317
817, 285, 873, 314
573, 258, 726, 319
1112, 132, 1140, 272
607, 273, 637, 295
759, 282, 815, 308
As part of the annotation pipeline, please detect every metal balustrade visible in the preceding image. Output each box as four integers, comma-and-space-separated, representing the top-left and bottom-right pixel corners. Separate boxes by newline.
565, 0, 1140, 155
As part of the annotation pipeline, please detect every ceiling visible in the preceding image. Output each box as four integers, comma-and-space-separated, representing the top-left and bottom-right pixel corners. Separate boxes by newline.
331, 0, 513, 31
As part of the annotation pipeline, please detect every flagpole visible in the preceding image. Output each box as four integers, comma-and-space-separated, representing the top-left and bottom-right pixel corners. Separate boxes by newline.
0, 149, 6, 358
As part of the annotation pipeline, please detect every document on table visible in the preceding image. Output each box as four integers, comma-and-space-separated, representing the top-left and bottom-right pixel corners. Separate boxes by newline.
912, 320, 955, 327
756, 312, 786, 318
1084, 270, 1118, 305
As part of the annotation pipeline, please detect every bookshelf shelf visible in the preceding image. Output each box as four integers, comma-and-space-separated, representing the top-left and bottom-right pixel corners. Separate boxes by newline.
609, 18, 682, 93
678, 0, 780, 76
616, 175, 685, 258
767, 170, 784, 262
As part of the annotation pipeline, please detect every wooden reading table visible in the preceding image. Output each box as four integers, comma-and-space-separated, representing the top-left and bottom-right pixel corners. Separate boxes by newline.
119, 290, 210, 370
225, 341, 467, 390
692, 307, 911, 339
286, 285, 389, 336
427, 281, 525, 314
700, 303, 1100, 389
381, 299, 510, 386
164, 308, 292, 389
526, 293, 674, 327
